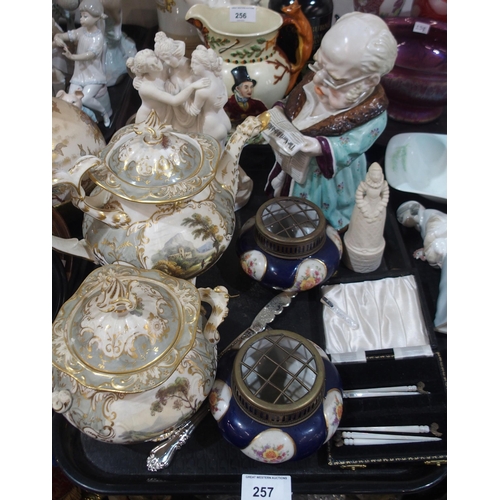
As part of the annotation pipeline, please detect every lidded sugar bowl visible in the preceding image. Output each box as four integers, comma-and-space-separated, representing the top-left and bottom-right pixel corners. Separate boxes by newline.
52, 264, 229, 444
237, 197, 343, 292
209, 330, 343, 463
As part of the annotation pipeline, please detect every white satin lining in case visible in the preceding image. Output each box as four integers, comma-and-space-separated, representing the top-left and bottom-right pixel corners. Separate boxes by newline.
322, 276, 432, 363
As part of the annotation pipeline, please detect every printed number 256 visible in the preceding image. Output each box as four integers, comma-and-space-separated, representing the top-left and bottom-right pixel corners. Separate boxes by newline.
253, 486, 274, 497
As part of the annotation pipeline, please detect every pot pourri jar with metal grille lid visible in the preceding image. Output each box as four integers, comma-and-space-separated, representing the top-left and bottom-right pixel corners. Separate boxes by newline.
236, 197, 342, 293
209, 330, 343, 463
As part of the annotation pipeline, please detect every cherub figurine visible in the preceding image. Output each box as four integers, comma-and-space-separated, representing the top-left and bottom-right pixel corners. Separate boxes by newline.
153, 32, 199, 131
126, 49, 209, 124
186, 45, 232, 144
264, 12, 397, 231
53, 0, 112, 127
342, 162, 389, 272
154, 32, 193, 95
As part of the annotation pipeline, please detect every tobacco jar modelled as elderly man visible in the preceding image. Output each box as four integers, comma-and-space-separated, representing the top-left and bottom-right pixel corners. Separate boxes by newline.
264, 12, 397, 231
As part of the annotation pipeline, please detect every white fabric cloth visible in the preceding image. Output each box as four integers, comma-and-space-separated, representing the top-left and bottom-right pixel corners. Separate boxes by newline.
322, 276, 430, 360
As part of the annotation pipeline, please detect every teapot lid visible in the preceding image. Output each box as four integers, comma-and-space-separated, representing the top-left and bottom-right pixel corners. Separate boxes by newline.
52, 265, 201, 393
89, 111, 221, 203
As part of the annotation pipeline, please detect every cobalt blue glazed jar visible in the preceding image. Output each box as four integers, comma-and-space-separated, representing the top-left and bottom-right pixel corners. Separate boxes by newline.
236, 197, 342, 293
209, 330, 343, 463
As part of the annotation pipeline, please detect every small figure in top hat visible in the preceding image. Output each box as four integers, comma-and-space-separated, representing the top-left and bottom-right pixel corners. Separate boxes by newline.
224, 65, 267, 127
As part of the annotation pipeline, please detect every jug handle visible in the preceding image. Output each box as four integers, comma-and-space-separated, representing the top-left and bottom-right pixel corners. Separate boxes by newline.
279, 0, 314, 95
53, 155, 131, 229
198, 286, 229, 345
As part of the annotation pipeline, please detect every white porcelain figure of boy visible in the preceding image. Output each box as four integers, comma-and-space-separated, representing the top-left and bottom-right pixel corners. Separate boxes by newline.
53, 0, 113, 127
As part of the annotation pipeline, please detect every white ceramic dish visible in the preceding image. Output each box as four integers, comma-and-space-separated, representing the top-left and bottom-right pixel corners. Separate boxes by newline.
384, 133, 447, 203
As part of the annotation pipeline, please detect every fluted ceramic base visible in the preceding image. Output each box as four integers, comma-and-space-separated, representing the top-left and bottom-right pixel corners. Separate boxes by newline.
342, 240, 385, 273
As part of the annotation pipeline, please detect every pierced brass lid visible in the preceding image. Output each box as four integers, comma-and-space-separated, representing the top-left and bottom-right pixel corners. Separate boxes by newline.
254, 197, 326, 259
232, 330, 325, 426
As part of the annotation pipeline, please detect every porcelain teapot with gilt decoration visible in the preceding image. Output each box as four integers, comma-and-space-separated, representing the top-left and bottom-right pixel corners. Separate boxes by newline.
52, 264, 229, 444
52, 110, 269, 280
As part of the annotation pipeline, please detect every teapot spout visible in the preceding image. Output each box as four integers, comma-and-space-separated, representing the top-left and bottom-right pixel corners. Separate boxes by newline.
217, 113, 270, 201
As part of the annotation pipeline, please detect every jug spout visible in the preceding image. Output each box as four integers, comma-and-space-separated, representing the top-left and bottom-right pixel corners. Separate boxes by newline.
184, 3, 212, 31
217, 113, 270, 201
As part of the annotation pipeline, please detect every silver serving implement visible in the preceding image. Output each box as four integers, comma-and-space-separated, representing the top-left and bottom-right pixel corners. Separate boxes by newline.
147, 290, 296, 472
341, 436, 441, 446
340, 431, 441, 442
337, 422, 442, 437
342, 382, 429, 398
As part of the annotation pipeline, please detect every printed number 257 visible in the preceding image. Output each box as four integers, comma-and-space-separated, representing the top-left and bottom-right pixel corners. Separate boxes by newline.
253, 486, 274, 497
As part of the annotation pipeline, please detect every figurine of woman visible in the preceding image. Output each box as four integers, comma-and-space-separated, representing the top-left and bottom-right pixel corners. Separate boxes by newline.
53, 0, 112, 127
342, 162, 389, 272
126, 49, 210, 124
185, 45, 232, 144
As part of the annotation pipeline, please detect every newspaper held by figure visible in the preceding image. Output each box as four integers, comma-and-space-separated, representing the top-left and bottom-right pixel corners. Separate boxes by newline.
261, 106, 312, 184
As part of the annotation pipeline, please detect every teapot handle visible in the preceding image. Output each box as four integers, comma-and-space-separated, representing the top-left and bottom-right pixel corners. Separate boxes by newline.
279, 0, 314, 95
198, 286, 229, 345
53, 155, 131, 229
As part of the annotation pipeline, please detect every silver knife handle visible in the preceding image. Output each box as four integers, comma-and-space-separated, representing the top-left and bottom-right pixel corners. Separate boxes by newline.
251, 291, 296, 327
147, 404, 210, 471
218, 291, 296, 360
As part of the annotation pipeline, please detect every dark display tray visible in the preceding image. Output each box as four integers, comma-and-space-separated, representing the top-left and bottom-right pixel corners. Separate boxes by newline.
52, 142, 447, 496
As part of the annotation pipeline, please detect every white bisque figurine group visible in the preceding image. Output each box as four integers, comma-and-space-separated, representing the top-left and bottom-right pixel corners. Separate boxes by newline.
127, 33, 231, 145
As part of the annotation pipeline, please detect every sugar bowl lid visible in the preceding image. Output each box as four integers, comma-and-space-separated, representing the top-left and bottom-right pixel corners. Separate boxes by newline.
52, 265, 201, 393
89, 110, 221, 203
